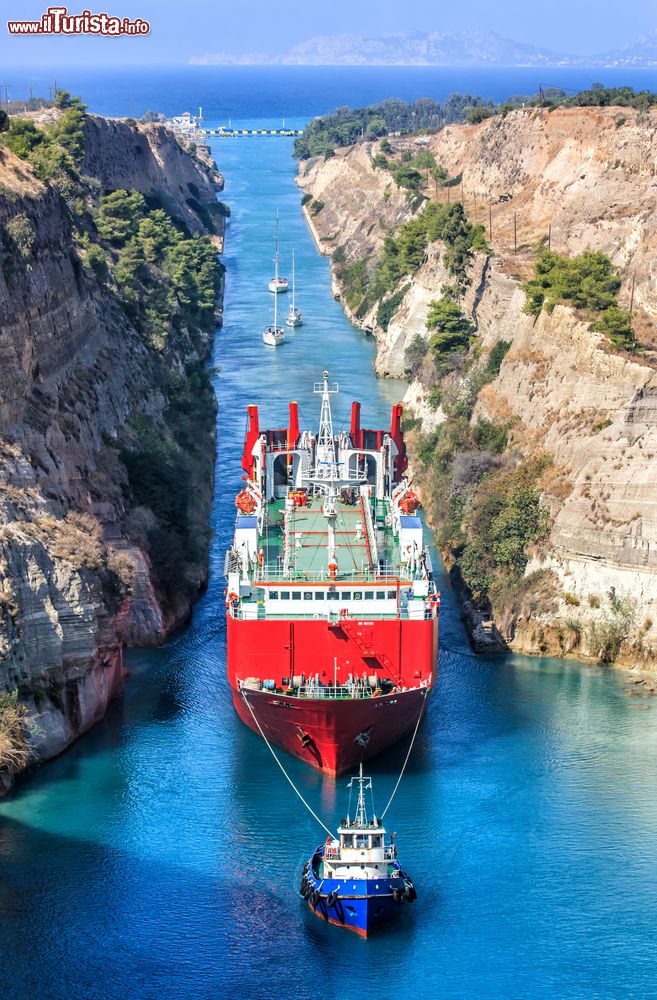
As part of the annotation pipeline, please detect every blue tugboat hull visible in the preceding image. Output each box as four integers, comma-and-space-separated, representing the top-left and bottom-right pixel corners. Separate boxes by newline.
301, 849, 414, 937
307, 888, 403, 937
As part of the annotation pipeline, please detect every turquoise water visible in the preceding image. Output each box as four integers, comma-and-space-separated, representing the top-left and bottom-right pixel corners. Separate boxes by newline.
2, 70, 657, 999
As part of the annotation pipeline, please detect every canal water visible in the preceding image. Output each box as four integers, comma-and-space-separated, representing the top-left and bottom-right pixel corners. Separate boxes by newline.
2, 71, 657, 1000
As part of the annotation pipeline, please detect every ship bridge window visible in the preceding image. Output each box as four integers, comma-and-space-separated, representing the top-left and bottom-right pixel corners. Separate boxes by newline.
372, 835, 383, 847
269, 591, 279, 600
292, 592, 301, 601
376, 592, 386, 601
314, 591, 325, 601
341, 591, 352, 601
353, 591, 362, 601
327, 591, 340, 601
341, 834, 353, 848
365, 591, 374, 600
304, 592, 313, 601
355, 834, 368, 848
280, 591, 290, 600
387, 591, 396, 600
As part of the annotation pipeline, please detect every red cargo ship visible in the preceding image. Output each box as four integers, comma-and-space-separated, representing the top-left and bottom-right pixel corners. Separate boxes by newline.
225, 372, 439, 775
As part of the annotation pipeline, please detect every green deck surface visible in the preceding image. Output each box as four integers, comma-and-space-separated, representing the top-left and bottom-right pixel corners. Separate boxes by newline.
258, 497, 400, 581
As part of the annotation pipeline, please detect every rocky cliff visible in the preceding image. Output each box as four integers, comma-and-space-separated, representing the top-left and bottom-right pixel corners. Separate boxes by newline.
0, 114, 225, 790
299, 106, 657, 669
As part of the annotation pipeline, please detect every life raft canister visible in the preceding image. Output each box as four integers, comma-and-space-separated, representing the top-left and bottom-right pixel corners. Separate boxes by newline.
235, 490, 257, 514
398, 491, 420, 514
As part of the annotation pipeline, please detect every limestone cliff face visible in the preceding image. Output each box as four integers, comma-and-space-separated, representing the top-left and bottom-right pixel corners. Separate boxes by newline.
0, 116, 224, 786
299, 106, 657, 664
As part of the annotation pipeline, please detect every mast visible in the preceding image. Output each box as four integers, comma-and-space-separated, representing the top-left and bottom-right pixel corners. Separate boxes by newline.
274, 275, 278, 330
313, 371, 340, 573
351, 762, 372, 827
274, 211, 280, 283
291, 249, 296, 311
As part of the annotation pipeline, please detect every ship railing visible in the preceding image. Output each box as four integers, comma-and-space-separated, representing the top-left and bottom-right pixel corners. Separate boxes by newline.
322, 846, 398, 861
227, 605, 436, 622
252, 562, 407, 582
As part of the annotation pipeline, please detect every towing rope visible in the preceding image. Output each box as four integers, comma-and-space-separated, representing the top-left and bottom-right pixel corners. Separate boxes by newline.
380, 689, 428, 820
239, 688, 336, 839
240, 684, 429, 833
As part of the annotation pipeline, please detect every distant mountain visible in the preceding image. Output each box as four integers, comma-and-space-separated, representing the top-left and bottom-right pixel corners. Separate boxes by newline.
590, 29, 657, 67
190, 31, 569, 67
189, 28, 657, 68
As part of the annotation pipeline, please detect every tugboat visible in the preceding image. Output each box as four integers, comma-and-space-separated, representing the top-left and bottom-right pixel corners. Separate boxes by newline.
268, 212, 288, 294
299, 764, 417, 937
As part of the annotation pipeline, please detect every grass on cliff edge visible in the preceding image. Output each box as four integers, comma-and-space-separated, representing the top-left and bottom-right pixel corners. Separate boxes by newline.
0, 691, 30, 776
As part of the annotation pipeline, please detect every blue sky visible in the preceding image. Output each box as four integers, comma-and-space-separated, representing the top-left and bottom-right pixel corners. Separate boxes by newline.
1, 0, 655, 65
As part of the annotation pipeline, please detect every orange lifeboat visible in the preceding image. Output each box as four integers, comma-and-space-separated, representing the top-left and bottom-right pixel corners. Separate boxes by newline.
398, 491, 420, 514
236, 491, 257, 514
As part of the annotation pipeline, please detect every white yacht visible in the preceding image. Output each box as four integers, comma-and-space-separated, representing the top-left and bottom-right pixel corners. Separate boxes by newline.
263, 277, 285, 346
268, 212, 289, 294
286, 248, 303, 327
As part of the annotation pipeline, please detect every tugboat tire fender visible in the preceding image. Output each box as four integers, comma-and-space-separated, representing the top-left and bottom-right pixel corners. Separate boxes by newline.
327, 890, 338, 907
393, 887, 405, 904
404, 881, 417, 903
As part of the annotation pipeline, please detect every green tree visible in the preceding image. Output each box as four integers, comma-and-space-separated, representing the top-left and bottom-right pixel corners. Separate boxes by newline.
427, 299, 475, 372
96, 189, 146, 246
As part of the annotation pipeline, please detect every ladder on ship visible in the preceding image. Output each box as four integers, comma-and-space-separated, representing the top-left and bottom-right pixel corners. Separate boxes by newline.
335, 616, 402, 686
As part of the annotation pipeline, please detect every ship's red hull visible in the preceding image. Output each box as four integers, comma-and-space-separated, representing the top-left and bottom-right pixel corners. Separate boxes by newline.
227, 614, 438, 774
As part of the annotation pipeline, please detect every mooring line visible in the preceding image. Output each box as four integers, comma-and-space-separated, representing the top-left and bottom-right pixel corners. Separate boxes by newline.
380, 690, 427, 820
239, 687, 336, 839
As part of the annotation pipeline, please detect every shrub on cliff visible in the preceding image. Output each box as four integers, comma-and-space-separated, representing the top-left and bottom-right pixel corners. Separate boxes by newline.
2, 118, 44, 159
524, 249, 635, 352
0, 692, 31, 776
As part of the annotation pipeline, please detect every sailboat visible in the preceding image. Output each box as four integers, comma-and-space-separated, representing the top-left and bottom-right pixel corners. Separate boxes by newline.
268, 212, 289, 294
263, 278, 285, 347
286, 249, 303, 327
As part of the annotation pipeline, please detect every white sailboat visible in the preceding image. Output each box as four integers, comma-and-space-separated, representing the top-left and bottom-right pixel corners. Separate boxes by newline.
286, 248, 303, 327
263, 278, 285, 347
268, 212, 289, 294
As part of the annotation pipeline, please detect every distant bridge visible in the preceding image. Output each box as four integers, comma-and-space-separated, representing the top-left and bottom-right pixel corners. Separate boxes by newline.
203, 128, 303, 138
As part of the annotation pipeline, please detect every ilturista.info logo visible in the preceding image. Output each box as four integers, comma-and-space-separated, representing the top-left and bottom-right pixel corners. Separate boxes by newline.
7, 6, 150, 35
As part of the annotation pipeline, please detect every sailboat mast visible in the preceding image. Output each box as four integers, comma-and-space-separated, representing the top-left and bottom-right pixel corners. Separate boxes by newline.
274, 277, 278, 329
274, 212, 279, 282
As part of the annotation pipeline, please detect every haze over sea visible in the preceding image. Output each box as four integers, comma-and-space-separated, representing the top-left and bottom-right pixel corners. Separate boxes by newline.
2, 67, 657, 1000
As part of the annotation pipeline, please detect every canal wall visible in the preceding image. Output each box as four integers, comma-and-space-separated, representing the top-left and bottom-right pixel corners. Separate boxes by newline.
0, 114, 225, 790
298, 106, 657, 670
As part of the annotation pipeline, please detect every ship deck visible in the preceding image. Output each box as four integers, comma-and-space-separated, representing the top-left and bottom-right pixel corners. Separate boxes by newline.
258, 497, 401, 581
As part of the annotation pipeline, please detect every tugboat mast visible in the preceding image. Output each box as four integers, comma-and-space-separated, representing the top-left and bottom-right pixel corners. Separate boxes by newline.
349, 762, 373, 827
